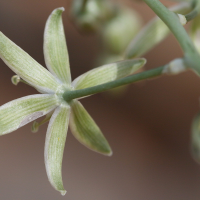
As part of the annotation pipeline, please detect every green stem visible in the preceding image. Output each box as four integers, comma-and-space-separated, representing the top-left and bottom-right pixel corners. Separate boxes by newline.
185, 0, 200, 22
81, 0, 88, 13
63, 66, 165, 102
142, 0, 200, 75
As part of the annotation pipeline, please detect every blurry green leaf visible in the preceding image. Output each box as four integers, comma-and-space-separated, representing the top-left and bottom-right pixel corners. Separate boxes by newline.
0, 32, 60, 93
72, 58, 146, 90
0, 94, 58, 135
45, 103, 70, 195
125, 3, 191, 58
103, 7, 142, 54
70, 100, 112, 156
44, 7, 71, 85
71, 0, 116, 32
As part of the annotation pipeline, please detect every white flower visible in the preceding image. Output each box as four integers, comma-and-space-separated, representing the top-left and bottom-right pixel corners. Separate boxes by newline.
0, 7, 146, 195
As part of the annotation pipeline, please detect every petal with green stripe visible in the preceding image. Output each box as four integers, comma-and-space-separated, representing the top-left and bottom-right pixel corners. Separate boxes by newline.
0, 32, 60, 94
44, 7, 71, 85
72, 58, 146, 90
0, 94, 58, 135
70, 100, 112, 156
45, 103, 70, 195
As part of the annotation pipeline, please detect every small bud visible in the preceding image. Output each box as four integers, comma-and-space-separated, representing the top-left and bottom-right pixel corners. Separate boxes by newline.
31, 121, 39, 133
177, 14, 187, 25
102, 7, 142, 54
162, 58, 187, 75
71, 0, 116, 32
11, 75, 20, 85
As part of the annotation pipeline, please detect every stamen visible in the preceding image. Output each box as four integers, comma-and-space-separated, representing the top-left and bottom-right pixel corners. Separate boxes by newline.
11, 75, 30, 86
31, 111, 53, 133
11, 75, 20, 85
31, 121, 39, 133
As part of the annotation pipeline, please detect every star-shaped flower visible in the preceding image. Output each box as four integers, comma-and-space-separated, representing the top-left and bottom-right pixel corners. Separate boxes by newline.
0, 7, 146, 195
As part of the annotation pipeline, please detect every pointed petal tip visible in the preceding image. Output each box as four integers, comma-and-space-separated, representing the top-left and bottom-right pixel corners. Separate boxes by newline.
123, 57, 147, 67
58, 7, 65, 12
54, 7, 65, 13
60, 190, 67, 196
106, 150, 113, 157
51, 7, 65, 16
96, 147, 113, 156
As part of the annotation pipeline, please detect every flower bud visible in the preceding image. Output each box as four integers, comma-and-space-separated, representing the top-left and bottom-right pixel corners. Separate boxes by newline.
177, 14, 187, 25
71, 0, 116, 32
162, 58, 187, 75
102, 8, 142, 54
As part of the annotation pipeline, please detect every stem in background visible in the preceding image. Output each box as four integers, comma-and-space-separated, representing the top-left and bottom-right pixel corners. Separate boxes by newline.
142, 0, 200, 75
185, 0, 200, 22
81, 0, 88, 12
63, 66, 165, 102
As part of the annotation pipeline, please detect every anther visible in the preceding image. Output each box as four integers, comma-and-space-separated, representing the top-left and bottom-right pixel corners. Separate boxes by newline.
31, 121, 39, 133
31, 112, 53, 133
11, 75, 20, 85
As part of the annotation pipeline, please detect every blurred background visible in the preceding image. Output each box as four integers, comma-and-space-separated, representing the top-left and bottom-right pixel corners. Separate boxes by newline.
1, 0, 200, 199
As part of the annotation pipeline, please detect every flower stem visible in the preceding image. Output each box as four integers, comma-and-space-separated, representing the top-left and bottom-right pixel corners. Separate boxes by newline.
63, 66, 165, 102
81, 0, 88, 12
142, 0, 200, 75
185, 0, 200, 22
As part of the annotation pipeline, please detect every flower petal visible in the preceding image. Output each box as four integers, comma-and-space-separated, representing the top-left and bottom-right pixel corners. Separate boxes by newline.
125, 3, 191, 58
70, 100, 112, 156
45, 103, 70, 195
72, 58, 146, 90
44, 7, 71, 85
0, 32, 61, 94
0, 94, 58, 135
191, 112, 200, 163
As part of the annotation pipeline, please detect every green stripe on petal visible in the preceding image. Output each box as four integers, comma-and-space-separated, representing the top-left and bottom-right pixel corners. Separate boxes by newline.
45, 103, 70, 195
125, 3, 191, 59
0, 94, 58, 135
0, 32, 60, 94
191, 112, 200, 163
44, 7, 71, 85
70, 100, 112, 156
72, 58, 146, 90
